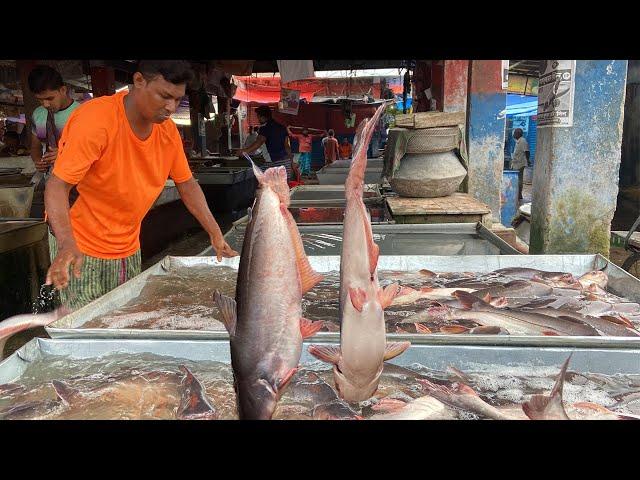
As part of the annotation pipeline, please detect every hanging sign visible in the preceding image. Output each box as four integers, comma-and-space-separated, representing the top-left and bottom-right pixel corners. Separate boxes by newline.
537, 60, 576, 128
278, 88, 301, 115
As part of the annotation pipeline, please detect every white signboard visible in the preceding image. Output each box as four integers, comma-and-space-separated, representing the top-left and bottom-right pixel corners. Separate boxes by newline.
537, 60, 576, 128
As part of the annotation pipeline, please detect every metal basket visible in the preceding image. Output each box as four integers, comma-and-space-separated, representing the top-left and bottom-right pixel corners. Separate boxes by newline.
405, 127, 461, 154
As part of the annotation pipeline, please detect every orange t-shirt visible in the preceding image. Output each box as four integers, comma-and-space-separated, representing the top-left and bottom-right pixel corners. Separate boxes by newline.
339, 143, 352, 159
52, 91, 193, 259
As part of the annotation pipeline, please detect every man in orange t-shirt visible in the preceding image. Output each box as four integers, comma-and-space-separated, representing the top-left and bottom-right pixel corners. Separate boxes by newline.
339, 137, 353, 160
322, 129, 340, 166
44, 60, 238, 309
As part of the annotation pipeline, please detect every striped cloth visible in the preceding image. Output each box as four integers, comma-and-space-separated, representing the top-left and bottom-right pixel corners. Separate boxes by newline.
48, 230, 141, 310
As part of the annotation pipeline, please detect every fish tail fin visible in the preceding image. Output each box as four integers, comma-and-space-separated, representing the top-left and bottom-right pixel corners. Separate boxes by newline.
345, 104, 386, 195
252, 158, 290, 206
522, 354, 571, 420
177, 366, 217, 420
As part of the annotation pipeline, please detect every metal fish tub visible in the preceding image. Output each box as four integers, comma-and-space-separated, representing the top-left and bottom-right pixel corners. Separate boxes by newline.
215, 222, 520, 257
1, 338, 639, 397
45, 253, 640, 347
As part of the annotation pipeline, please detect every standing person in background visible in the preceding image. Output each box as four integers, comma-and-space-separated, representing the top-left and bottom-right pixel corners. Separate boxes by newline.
510, 128, 530, 201
322, 129, 339, 166
27, 65, 81, 176
286, 126, 325, 177
234, 106, 295, 179
339, 137, 353, 160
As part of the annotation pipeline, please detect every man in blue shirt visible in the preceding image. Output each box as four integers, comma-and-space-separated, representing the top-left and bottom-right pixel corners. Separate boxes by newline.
234, 105, 296, 179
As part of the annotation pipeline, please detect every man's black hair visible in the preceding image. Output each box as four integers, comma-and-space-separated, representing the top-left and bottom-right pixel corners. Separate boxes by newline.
28, 65, 64, 94
255, 105, 272, 119
137, 60, 194, 85
328, 129, 335, 136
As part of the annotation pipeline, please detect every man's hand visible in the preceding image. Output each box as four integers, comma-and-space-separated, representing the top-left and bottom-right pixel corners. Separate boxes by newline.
210, 235, 239, 261
232, 148, 244, 157
46, 242, 84, 290
42, 146, 58, 165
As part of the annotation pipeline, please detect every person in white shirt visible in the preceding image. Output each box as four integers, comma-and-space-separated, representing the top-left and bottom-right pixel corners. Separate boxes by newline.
244, 126, 271, 162
510, 128, 530, 200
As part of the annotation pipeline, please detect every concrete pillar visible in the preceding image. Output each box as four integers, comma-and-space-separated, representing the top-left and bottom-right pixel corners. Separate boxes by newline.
443, 60, 469, 113
530, 60, 628, 256
466, 60, 507, 220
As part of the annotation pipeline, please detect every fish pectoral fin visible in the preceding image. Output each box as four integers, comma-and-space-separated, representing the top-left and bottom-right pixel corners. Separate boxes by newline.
415, 323, 432, 334
213, 290, 237, 337
280, 204, 323, 294
277, 368, 298, 393
51, 380, 81, 406
308, 344, 341, 365
177, 366, 217, 420
371, 397, 407, 413
440, 326, 470, 334
378, 283, 400, 309
300, 318, 324, 339
383, 341, 411, 361
469, 326, 509, 335
348, 287, 368, 312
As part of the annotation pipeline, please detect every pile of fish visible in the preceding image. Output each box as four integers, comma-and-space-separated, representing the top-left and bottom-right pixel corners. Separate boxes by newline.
2, 353, 638, 420
384, 267, 640, 337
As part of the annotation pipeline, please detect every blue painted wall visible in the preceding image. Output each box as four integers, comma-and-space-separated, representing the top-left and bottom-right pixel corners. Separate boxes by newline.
467, 91, 507, 220
530, 60, 628, 255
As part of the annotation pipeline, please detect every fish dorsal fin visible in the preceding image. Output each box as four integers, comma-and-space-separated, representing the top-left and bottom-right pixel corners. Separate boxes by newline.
522, 355, 571, 420
300, 318, 324, 339
280, 205, 323, 294
308, 345, 341, 365
440, 325, 470, 334
419, 269, 437, 278
415, 323, 432, 334
177, 366, 217, 420
378, 283, 400, 310
213, 290, 237, 337
453, 290, 482, 310
51, 380, 81, 406
383, 341, 411, 361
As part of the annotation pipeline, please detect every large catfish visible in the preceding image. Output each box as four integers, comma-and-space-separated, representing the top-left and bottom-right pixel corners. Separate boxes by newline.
309, 104, 410, 402
214, 163, 324, 419
0, 307, 70, 359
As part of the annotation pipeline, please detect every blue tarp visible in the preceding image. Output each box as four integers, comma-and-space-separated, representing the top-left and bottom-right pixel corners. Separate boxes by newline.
505, 93, 537, 117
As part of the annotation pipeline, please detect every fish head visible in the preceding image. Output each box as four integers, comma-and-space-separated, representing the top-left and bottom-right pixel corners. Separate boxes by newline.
332, 364, 381, 403
235, 377, 280, 420
578, 271, 608, 289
